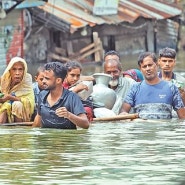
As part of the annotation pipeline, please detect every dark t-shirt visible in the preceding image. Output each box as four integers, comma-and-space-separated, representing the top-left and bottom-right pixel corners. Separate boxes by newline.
38, 88, 85, 129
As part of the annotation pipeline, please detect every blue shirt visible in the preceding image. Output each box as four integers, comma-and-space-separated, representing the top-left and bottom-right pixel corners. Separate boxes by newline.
124, 80, 184, 119
38, 88, 85, 129
32, 82, 41, 106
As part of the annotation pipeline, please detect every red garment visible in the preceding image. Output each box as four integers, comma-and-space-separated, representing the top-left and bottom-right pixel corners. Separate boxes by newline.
63, 81, 93, 122
62, 81, 70, 89
84, 106, 93, 122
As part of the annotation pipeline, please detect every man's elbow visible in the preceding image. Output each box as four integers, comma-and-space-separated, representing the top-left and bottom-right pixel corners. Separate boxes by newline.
82, 120, 90, 129
32, 114, 41, 127
177, 107, 185, 119
32, 121, 41, 127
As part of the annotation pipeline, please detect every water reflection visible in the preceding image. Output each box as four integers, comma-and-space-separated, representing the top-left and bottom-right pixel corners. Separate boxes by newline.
0, 120, 185, 184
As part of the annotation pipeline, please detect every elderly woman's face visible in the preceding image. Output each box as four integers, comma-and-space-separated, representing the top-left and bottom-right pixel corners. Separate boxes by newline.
9, 62, 24, 85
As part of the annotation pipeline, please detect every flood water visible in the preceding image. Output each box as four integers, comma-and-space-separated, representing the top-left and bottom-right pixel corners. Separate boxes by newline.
0, 119, 185, 185
0, 53, 185, 185
0, 120, 185, 185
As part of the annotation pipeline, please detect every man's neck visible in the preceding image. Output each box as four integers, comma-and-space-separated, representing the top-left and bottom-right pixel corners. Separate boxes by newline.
161, 71, 173, 81
47, 86, 63, 107
50, 86, 63, 97
146, 77, 161, 85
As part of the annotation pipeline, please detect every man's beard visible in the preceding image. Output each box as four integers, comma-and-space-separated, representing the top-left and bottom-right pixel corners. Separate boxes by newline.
163, 71, 171, 76
43, 83, 55, 90
109, 79, 118, 87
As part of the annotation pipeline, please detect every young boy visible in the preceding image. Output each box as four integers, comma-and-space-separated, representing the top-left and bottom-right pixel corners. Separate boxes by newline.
32, 66, 45, 120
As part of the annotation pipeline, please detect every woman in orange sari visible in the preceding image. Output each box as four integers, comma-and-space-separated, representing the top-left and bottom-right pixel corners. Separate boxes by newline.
0, 57, 35, 123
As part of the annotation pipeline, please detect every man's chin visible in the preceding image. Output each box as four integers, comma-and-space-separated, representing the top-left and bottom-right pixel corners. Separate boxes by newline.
163, 69, 171, 73
43, 85, 48, 89
109, 79, 118, 87
40, 86, 46, 90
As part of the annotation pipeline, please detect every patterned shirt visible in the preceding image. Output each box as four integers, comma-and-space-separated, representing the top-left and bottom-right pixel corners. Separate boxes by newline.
124, 80, 184, 119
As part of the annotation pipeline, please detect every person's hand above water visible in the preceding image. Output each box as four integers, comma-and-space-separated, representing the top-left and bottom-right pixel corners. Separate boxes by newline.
179, 88, 185, 105
72, 83, 88, 93
0, 94, 20, 103
55, 107, 69, 118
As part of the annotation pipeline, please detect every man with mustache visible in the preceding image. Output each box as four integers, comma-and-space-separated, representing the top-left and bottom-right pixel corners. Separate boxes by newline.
120, 52, 185, 119
103, 50, 135, 114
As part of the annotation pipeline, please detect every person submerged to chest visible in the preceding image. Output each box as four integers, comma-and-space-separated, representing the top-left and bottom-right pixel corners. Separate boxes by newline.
129, 80, 182, 119
38, 88, 85, 129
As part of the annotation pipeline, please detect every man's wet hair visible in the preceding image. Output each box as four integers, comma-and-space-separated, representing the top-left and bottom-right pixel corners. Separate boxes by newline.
159, 47, 176, 59
104, 50, 120, 60
44, 61, 67, 80
138, 52, 157, 66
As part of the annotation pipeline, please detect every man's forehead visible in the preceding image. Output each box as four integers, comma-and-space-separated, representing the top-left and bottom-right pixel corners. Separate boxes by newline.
106, 62, 118, 68
44, 69, 54, 76
142, 56, 154, 63
160, 57, 175, 61
105, 55, 119, 61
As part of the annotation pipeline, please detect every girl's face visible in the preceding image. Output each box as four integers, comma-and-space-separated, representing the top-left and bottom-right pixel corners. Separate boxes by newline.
66, 68, 81, 86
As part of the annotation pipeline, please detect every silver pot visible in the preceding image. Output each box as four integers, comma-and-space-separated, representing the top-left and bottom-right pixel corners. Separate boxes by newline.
91, 73, 117, 109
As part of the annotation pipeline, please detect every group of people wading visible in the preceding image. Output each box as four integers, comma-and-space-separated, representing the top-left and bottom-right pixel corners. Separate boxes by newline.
0, 47, 185, 129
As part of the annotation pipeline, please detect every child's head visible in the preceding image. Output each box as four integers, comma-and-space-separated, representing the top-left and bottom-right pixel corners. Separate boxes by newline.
35, 66, 45, 90
65, 61, 82, 86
